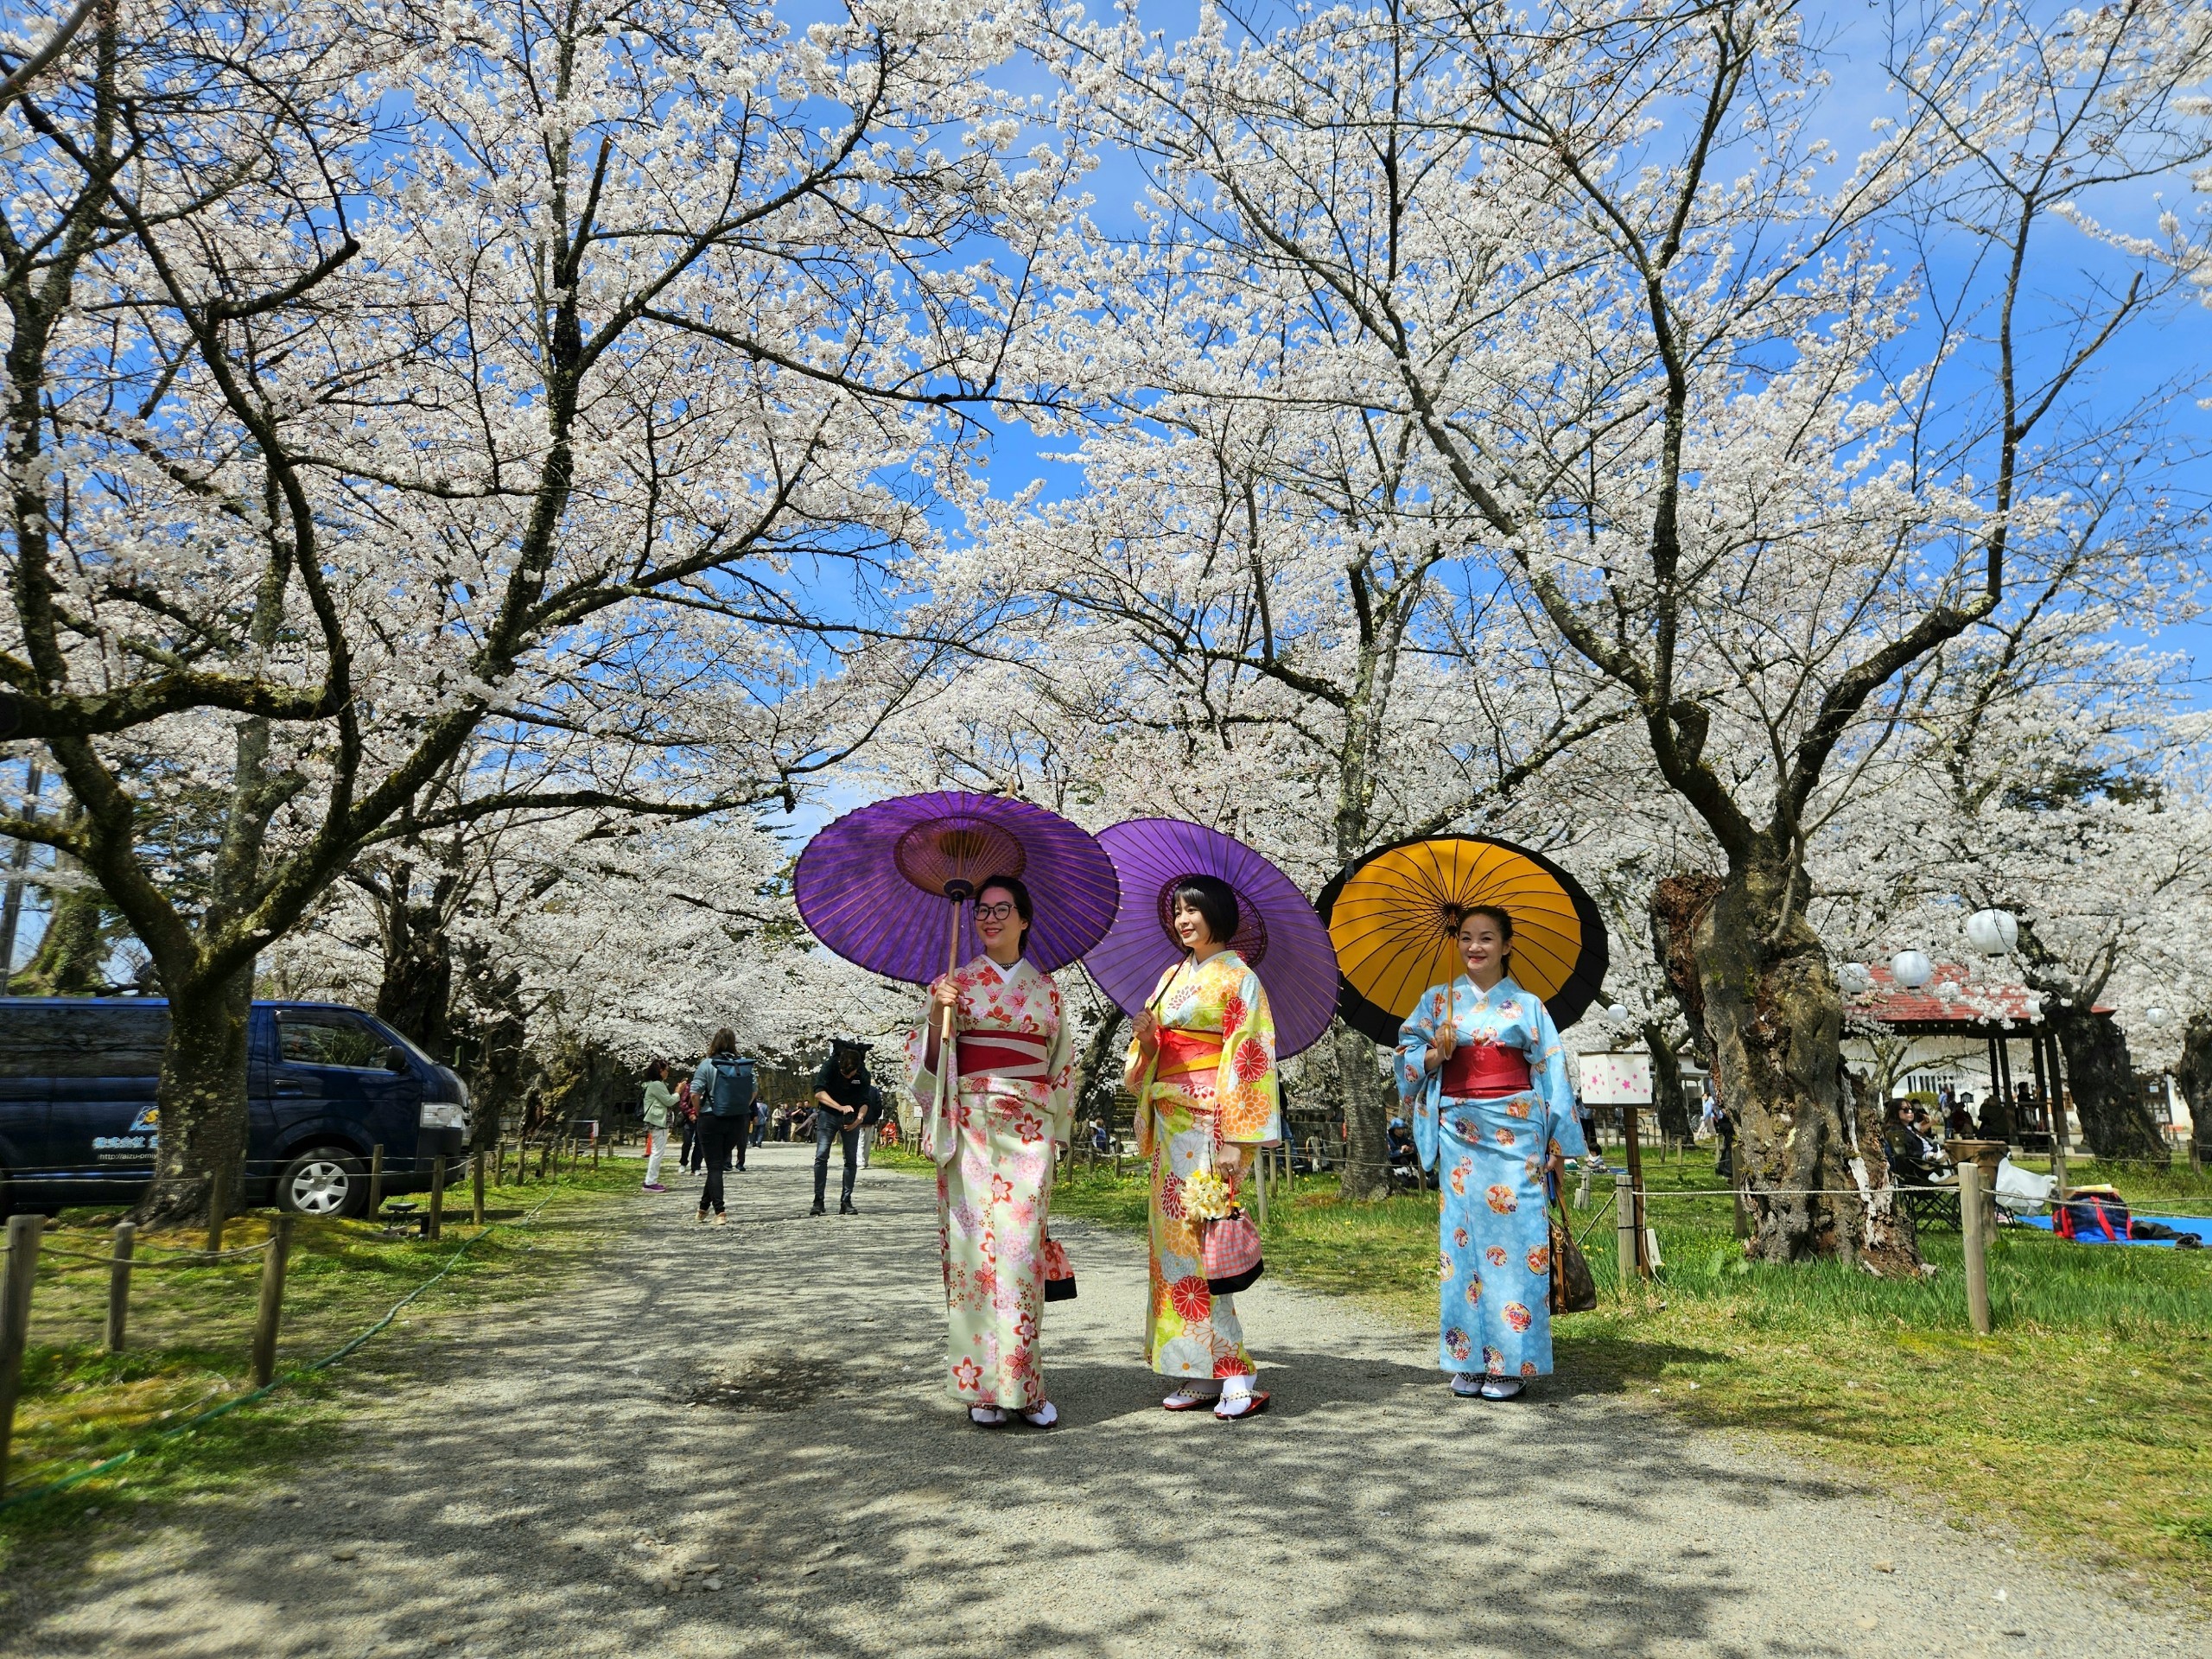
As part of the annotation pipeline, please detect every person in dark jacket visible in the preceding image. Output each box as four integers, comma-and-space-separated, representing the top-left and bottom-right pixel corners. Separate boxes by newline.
811, 1039, 879, 1216
689, 1028, 755, 1225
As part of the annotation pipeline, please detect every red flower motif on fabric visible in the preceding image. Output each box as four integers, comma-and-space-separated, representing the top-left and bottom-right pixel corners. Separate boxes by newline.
1233, 1036, 1270, 1084
1452, 1227, 1470, 1249
1526, 1244, 1551, 1274
1503, 1301, 1534, 1333
1160, 1176, 1186, 1219
1521, 1361, 1539, 1377
990, 1174, 1014, 1204
1169, 1275, 1211, 1322
1484, 1245, 1508, 1268
1212, 1354, 1247, 1378
1465, 1278, 1483, 1306
953, 1357, 982, 1390
1495, 1127, 1516, 1147
1221, 994, 1247, 1033
1445, 1326, 1472, 1362
1483, 1345, 1503, 1374
1506, 1098, 1533, 1120
1485, 1185, 1517, 1214
1450, 1159, 1471, 1197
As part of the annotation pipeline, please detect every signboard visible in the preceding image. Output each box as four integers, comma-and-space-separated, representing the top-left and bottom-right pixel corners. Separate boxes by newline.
1576, 1051, 1652, 1105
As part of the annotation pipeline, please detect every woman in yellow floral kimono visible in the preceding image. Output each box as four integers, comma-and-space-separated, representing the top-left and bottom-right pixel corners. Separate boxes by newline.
1124, 874, 1282, 1421
910, 875, 1075, 1429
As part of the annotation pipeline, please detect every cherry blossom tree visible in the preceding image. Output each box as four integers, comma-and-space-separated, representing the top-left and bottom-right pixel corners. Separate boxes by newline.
1033, 0, 2212, 1265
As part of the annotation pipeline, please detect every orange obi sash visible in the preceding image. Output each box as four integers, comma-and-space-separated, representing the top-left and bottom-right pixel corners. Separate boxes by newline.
1442, 1039, 1531, 1099
1155, 1027, 1224, 1079
956, 1029, 1050, 1082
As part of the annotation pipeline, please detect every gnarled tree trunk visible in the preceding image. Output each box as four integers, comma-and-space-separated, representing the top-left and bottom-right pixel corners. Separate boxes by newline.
2050, 1002, 2164, 1165
1643, 1020, 1691, 1143
1681, 857, 1917, 1271
1332, 1017, 1395, 1201
2175, 1014, 2212, 1167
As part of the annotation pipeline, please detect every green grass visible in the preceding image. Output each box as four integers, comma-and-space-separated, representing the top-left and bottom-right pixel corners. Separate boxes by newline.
1013, 1144, 2212, 1599
0, 1152, 639, 1593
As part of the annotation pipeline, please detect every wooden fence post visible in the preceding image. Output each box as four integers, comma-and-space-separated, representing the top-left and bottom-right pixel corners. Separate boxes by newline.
1251, 1146, 1269, 1229
1614, 1171, 1638, 1296
105, 1221, 136, 1354
206, 1166, 230, 1255
1961, 1160, 1993, 1335
367, 1144, 385, 1219
0, 1213, 43, 1493
251, 1216, 295, 1387
494, 1141, 508, 1186
427, 1157, 446, 1241
472, 1151, 486, 1226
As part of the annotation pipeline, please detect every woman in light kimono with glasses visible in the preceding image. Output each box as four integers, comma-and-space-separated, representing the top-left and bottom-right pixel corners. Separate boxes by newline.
1395, 905, 1583, 1401
910, 874, 1074, 1429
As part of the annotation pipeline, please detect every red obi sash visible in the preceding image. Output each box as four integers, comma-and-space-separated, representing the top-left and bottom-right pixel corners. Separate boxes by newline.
1155, 1027, 1224, 1078
1442, 1039, 1531, 1098
956, 1029, 1049, 1081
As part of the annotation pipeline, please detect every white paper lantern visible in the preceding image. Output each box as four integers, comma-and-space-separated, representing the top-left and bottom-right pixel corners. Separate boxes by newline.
1891, 950, 1935, 990
1963, 908, 2018, 957
1606, 1002, 1630, 1022
2145, 1006, 2172, 1028
1838, 962, 1872, 996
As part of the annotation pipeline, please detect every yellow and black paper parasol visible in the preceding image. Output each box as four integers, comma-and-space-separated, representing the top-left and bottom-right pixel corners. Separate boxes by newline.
1316, 834, 1610, 1045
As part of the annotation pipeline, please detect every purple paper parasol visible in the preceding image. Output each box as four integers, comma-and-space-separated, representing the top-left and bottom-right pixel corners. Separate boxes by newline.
793, 791, 1119, 982
1086, 820, 1337, 1058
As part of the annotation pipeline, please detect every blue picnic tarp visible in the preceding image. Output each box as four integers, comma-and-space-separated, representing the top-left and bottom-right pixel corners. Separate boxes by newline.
2017, 1211, 2212, 1248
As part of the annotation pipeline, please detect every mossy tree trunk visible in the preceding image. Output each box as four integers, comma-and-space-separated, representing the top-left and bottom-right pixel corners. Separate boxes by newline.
2050, 1001, 2164, 1165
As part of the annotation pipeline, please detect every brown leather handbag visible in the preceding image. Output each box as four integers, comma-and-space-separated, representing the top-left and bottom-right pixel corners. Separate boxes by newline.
1549, 1190, 1599, 1313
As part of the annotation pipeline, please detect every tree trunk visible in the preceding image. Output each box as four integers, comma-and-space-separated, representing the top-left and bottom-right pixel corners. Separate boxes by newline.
18, 876, 107, 995
1643, 1021, 1691, 1142
2050, 1002, 2164, 1165
1332, 1017, 1394, 1201
375, 896, 454, 1061
2175, 1015, 2212, 1166
1692, 854, 1918, 1270
135, 968, 252, 1228
1071, 1008, 1128, 1134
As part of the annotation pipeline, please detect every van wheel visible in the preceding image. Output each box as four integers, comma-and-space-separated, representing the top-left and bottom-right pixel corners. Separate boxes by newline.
276, 1149, 366, 1218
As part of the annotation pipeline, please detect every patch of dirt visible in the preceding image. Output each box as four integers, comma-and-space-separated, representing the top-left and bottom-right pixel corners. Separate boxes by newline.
677, 1356, 842, 1413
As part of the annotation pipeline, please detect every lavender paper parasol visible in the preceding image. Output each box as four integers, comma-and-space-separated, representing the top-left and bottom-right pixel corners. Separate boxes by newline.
793, 791, 1119, 982
1086, 820, 1337, 1058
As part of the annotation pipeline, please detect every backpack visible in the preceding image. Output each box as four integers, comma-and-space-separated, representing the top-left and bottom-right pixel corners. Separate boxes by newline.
2054, 1185, 2130, 1243
706, 1054, 756, 1118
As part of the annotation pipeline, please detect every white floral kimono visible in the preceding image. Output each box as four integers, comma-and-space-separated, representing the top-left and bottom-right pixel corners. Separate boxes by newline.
907, 955, 1074, 1410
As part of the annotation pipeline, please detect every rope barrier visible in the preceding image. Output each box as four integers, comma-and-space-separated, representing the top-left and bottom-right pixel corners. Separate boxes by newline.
37, 1240, 274, 1270
0, 1187, 566, 1515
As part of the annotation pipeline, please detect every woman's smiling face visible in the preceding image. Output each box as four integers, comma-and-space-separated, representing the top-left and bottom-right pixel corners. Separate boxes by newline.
1172, 894, 1214, 950
976, 884, 1022, 956
1457, 913, 1508, 979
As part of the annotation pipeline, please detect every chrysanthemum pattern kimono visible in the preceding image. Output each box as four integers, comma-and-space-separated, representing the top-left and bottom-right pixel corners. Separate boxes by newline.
1127, 950, 1282, 1379
1394, 975, 1585, 1378
908, 955, 1074, 1411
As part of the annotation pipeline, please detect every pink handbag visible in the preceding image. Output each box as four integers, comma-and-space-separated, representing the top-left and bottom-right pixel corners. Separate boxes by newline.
1042, 1233, 1077, 1302
1202, 1210, 1263, 1294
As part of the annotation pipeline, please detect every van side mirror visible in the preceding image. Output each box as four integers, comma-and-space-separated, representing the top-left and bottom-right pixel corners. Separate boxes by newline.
385, 1046, 410, 1073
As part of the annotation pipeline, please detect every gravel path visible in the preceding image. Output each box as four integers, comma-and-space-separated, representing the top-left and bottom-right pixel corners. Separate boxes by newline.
4, 1143, 2202, 1659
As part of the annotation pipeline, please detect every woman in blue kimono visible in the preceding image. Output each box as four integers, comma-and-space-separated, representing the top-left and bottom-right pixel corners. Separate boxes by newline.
1395, 906, 1585, 1400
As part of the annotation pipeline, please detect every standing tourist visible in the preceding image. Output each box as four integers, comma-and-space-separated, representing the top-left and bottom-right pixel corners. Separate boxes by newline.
911, 875, 1076, 1428
1394, 906, 1584, 1402
812, 1040, 878, 1217
640, 1058, 678, 1192
1124, 875, 1281, 1422
677, 1076, 701, 1173
689, 1031, 755, 1226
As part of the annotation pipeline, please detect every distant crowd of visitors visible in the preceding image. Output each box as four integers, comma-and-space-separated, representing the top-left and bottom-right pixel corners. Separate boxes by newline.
637, 1033, 891, 1220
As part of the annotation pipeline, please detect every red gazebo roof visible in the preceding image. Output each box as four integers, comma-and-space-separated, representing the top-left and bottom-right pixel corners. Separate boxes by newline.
1846, 962, 2109, 1036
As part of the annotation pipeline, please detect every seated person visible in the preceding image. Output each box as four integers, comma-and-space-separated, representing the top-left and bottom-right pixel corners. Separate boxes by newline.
1386, 1118, 1418, 1168
1884, 1102, 1941, 1183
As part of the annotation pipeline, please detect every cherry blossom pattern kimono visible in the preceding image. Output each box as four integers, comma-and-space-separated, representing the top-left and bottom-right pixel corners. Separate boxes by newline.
1127, 949, 1282, 1381
907, 955, 1075, 1412
1394, 974, 1585, 1379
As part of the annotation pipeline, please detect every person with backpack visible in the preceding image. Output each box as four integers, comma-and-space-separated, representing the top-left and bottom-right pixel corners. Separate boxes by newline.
689, 1029, 757, 1226
640, 1058, 679, 1192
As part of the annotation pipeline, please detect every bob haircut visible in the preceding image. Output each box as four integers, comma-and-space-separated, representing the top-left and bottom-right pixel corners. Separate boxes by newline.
709, 1027, 737, 1056
976, 873, 1034, 953
1169, 874, 1241, 949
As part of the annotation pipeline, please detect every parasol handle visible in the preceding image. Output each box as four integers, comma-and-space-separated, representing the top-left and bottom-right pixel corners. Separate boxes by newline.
927, 893, 963, 1163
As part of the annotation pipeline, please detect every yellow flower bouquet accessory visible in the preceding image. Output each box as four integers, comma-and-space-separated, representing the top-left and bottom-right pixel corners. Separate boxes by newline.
1182, 1165, 1235, 1223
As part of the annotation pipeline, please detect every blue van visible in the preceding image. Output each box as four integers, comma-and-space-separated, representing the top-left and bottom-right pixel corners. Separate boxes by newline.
0, 997, 471, 1217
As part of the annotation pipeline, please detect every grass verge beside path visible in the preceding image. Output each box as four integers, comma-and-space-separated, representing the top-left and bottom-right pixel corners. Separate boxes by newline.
898, 1143, 2212, 1601
0, 1155, 639, 1595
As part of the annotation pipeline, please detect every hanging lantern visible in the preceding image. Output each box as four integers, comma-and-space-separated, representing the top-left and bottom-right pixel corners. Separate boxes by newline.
1963, 908, 2018, 957
1891, 950, 1935, 990
1838, 962, 1873, 996
1606, 1002, 1630, 1022
2145, 1006, 2172, 1028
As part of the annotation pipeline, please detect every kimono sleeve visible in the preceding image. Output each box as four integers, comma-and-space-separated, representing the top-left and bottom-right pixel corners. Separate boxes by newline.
1395, 987, 1448, 1173
1126, 962, 1178, 1160
1042, 978, 1076, 1144
1215, 967, 1282, 1145
906, 985, 946, 1109
1525, 994, 1587, 1160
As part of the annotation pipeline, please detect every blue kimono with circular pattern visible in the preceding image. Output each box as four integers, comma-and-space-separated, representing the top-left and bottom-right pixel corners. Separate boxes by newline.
1394, 975, 1586, 1377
